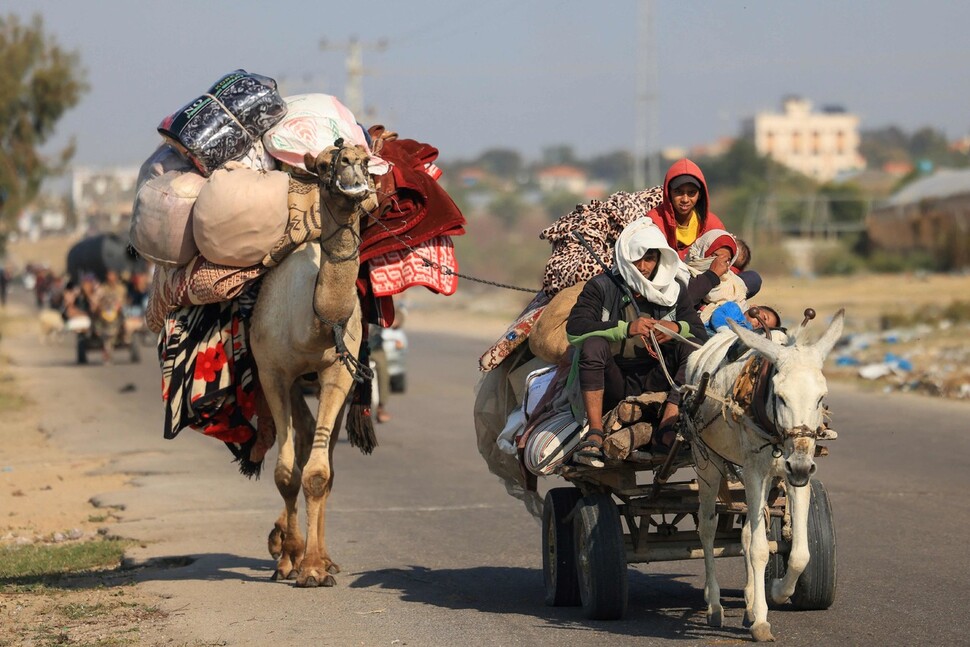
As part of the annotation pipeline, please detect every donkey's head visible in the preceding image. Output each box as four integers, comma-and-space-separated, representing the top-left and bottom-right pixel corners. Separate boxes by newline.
728, 309, 844, 487
303, 141, 376, 208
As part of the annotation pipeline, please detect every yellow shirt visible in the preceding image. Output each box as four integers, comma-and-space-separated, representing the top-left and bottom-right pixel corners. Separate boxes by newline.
675, 210, 700, 249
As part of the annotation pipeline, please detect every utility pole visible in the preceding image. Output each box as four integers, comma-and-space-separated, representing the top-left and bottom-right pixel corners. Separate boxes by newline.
320, 37, 387, 118
634, 0, 660, 189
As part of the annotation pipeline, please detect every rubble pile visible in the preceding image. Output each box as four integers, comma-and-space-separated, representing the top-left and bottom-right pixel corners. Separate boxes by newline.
829, 320, 970, 400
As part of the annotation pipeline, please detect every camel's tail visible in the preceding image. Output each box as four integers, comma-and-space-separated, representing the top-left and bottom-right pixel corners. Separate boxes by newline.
347, 375, 378, 454
225, 439, 264, 479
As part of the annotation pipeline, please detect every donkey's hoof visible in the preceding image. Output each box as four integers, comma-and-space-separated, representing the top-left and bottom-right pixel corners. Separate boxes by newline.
751, 622, 775, 642
707, 608, 722, 627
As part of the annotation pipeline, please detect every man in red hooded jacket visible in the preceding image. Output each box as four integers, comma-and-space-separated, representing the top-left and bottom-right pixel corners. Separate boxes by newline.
647, 158, 726, 260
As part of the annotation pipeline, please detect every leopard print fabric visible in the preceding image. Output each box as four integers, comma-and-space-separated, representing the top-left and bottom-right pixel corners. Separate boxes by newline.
539, 186, 663, 297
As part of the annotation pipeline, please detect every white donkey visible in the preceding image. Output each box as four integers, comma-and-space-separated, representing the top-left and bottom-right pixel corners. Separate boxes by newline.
684, 309, 844, 642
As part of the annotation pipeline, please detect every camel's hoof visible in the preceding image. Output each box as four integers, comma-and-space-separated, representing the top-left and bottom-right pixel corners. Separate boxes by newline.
751, 622, 775, 642
707, 608, 722, 627
272, 568, 295, 582
326, 563, 341, 575
743, 610, 755, 628
297, 572, 337, 588
267, 527, 284, 560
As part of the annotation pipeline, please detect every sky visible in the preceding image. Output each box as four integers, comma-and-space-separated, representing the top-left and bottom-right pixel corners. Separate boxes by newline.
7, 0, 970, 171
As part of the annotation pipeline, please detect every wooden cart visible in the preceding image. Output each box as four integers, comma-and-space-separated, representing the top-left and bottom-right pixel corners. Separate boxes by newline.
541, 448, 837, 620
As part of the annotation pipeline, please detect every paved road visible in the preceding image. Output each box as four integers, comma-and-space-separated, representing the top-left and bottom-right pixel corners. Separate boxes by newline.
7, 318, 970, 646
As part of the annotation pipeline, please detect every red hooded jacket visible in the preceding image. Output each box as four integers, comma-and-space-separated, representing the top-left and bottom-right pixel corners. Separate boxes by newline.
646, 158, 725, 259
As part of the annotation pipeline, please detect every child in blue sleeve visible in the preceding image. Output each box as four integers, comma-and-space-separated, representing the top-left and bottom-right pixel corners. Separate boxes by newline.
707, 302, 781, 334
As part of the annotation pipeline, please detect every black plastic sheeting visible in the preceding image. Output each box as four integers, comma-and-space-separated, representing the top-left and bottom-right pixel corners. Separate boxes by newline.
66, 233, 147, 282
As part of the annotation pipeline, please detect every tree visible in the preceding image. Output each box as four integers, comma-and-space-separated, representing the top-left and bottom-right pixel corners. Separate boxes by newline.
476, 148, 523, 181
0, 13, 88, 247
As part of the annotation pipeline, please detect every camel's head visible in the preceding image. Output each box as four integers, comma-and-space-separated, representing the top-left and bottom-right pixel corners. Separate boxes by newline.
303, 141, 376, 209
728, 309, 844, 487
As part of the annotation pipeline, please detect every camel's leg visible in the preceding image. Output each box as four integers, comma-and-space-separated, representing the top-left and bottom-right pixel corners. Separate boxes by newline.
298, 387, 341, 576
695, 457, 725, 628
770, 481, 810, 604
261, 375, 305, 581
296, 363, 356, 588
742, 469, 775, 642
269, 387, 317, 561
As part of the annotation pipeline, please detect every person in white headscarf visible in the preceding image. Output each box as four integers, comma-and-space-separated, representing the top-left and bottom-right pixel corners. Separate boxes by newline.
565, 218, 709, 466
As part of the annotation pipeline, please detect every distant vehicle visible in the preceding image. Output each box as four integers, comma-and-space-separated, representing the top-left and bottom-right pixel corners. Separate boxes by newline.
382, 327, 408, 393
298, 326, 407, 399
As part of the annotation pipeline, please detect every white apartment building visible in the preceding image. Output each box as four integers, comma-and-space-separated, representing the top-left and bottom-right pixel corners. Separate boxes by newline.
744, 96, 865, 182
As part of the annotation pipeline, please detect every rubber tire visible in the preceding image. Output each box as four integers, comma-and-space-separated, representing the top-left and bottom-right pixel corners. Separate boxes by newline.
542, 487, 582, 607
76, 336, 88, 365
574, 493, 628, 620
766, 479, 837, 610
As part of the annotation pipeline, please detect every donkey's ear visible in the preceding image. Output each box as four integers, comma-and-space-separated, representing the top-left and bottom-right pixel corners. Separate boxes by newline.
811, 308, 845, 360
728, 319, 782, 364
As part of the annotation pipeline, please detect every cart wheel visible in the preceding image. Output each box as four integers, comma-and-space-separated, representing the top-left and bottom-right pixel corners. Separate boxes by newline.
129, 341, 141, 364
574, 493, 628, 620
766, 479, 837, 610
542, 487, 582, 607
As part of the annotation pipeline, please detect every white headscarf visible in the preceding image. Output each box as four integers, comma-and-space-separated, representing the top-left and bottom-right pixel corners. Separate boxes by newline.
613, 218, 681, 307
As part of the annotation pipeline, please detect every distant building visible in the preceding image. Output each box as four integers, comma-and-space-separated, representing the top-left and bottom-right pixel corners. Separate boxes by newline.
689, 137, 736, 159
743, 96, 865, 182
867, 168, 970, 268
71, 166, 139, 234
536, 165, 587, 195
458, 167, 487, 188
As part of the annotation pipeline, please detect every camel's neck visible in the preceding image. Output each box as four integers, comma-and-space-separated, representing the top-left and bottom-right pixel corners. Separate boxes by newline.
313, 198, 361, 326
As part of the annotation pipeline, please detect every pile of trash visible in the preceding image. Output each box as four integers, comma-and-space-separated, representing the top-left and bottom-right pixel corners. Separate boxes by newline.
830, 321, 970, 400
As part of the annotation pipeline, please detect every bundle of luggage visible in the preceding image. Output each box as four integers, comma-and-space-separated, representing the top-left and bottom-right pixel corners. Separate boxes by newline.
132, 69, 466, 329
135, 69, 466, 457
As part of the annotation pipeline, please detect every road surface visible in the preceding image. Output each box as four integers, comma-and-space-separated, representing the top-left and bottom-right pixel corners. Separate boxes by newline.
6, 317, 970, 646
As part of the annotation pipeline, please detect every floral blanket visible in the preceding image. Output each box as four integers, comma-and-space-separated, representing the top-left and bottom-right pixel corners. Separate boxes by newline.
160, 283, 263, 448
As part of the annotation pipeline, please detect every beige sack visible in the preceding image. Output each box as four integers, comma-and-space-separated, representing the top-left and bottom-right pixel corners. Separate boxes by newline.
192, 164, 290, 267
528, 281, 586, 363
130, 146, 204, 267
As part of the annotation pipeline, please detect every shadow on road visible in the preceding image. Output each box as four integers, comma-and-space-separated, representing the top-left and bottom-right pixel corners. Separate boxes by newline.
349, 564, 751, 641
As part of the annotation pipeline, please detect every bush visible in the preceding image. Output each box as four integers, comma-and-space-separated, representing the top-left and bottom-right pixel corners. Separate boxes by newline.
814, 243, 866, 276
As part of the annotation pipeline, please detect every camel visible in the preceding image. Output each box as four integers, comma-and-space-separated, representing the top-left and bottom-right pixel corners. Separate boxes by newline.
684, 309, 844, 641
249, 141, 377, 587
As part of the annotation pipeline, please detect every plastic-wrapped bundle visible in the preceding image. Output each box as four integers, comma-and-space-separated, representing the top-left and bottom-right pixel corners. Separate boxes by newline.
158, 70, 287, 176
129, 145, 204, 267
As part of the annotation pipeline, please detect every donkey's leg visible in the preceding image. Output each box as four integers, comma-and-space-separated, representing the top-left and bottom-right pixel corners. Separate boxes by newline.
743, 468, 775, 642
296, 362, 356, 588
695, 457, 725, 627
770, 481, 810, 604
261, 374, 305, 581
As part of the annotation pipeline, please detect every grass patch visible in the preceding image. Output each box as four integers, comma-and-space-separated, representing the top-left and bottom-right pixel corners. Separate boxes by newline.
0, 538, 135, 587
